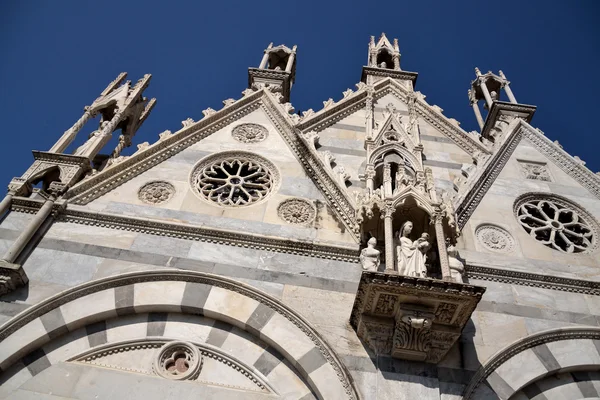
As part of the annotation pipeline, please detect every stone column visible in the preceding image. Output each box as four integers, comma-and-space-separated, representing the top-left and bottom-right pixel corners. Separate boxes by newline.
365, 165, 375, 193
433, 214, 451, 280
471, 102, 484, 129
383, 206, 395, 273
49, 108, 94, 153
259, 52, 269, 69
480, 81, 493, 108
0, 193, 13, 218
504, 84, 517, 104
383, 164, 392, 197
2, 195, 56, 264
285, 52, 296, 73
393, 54, 400, 70
77, 110, 124, 160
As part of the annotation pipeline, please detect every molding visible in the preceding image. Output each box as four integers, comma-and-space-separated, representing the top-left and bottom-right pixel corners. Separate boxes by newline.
480, 101, 536, 140
0, 270, 361, 400
520, 122, 600, 200
455, 123, 523, 229
463, 327, 600, 399
297, 89, 368, 133
53, 207, 359, 262
465, 262, 600, 295
361, 66, 418, 84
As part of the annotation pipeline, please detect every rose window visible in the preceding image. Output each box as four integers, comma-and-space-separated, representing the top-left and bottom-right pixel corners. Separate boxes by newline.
515, 194, 597, 254
190, 152, 279, 207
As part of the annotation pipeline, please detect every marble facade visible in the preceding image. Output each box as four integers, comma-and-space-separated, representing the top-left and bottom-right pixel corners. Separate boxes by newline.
0, 34, 600, 399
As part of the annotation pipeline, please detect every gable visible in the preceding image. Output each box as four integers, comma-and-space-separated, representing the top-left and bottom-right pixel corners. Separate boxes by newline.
81, 106, 357, 246
459, 134, 600, 278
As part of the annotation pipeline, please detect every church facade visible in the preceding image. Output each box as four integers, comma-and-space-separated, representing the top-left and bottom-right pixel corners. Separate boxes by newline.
1, 34, 600, 399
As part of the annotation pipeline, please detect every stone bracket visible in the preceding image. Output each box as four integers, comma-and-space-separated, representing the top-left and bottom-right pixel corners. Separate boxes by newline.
481, 101, 536, 141
350, 271, 485, 364
0, 260, 28, 296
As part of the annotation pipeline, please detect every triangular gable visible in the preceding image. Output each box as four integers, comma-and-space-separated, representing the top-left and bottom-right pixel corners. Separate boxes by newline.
65, 88, 360, 239
371, 104, 417, 150
455, 119, 600, 230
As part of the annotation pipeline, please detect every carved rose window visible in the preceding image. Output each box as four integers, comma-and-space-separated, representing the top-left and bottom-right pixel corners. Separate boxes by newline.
138, 181, 175, 205
190, 151, 279, 207
515, 194, 598, 254
277, 198, 316, 225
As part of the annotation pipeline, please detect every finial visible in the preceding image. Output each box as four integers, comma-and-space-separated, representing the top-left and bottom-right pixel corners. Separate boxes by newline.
499, 70, 507, 79
393, 38, 399, 51
474, 67, 481, 76
381, 32, 386, 39
267, 42, 273, 49
370, 36, 375, 46
292, 45, 297, 52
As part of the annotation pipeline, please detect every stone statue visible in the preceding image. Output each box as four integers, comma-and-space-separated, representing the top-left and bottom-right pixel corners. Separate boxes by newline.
447, 245, 464, 283
360, 237, 380, 272
396, 221, 429, 278
73, 120, 110, 157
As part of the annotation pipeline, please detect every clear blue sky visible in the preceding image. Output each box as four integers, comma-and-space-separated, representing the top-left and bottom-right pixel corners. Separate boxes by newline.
1, 1, 599, 189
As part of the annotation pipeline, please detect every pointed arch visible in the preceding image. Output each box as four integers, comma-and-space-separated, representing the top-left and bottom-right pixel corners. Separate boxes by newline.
0, 270, 360, 400
369, 143, 421, 172
391, 188, 436, 216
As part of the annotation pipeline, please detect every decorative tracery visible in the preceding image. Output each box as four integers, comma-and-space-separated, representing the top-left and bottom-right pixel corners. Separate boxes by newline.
191, 152, 279, 207
515, 194, 597, 254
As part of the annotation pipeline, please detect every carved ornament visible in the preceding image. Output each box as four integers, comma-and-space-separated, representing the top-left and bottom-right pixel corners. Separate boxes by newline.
231, 123, 268, 143
475, 224, 515, 253
277, 198, 316, 225
138, 181, 175, 205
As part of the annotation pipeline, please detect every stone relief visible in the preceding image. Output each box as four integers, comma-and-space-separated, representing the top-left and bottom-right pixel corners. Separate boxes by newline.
396, 221, 430, 278
277, 198, 316, 225
475, 224, 515, 253
518, 160, 552, 181
153, 341, 202, 380
231, 123, 268, 143
360, 237, 381, 271
515, 195, 597, 254
138, 181, 175, 205
190, 151, 279, 207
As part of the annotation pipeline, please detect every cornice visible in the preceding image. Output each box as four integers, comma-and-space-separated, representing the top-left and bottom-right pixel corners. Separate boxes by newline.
520, 122, 600, 200
465, 262, 600, 295
455, 123, 523, 229
65, 90, 265, 204
296, 89, 368, 133
463, 327, 600, 399
360, 66, 418, 84
480, 101, 536, 140
31, 151, 90, 167
53, 207, 359, 262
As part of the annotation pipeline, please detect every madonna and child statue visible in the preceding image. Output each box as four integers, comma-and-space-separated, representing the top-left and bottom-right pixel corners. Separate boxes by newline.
396, 221, 430, 278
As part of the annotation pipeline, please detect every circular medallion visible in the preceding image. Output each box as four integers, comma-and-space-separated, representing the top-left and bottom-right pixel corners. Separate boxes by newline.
232, 123, 268, 143
138, 181, 175, 205
277, 198, 316, 225
475, 224, 515, 253
514, 193, 598, 254
154, 341, 202, 380
190, 151, 280, 207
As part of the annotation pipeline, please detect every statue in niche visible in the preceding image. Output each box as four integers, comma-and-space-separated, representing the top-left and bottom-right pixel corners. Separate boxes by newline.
396, 221, 430, 278
360, 237, 380, 272
447, 245, 464, 283
73, 120, 111, 157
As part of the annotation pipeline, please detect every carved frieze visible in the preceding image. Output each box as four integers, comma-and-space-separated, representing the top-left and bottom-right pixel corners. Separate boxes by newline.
350, 271, 485, 364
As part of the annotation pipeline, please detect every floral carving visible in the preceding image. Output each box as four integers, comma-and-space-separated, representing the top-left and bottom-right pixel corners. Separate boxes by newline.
519, 161, 552, 181
190, 151, 279, 207
277, 198, 316, 225
515, 195, 597, 254
154, 341, 202, 380
138, 181, 175, 205
231, 123, 268, 143
476, 225, 515, 253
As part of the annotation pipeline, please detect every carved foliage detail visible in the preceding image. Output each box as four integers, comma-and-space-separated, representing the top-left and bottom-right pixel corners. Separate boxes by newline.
476, 225, 515, 253
138, 181, 175, 205
277, 198, 316, 225
231, 123, 268, 143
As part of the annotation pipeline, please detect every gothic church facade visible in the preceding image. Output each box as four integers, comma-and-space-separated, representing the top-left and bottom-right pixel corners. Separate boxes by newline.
1, 34, 600, 399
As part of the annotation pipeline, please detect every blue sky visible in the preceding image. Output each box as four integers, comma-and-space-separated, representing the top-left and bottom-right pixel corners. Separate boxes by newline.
1, 1, 599, 189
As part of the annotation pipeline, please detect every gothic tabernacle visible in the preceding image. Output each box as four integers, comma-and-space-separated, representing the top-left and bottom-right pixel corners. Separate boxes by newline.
1, 34, 600, 399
